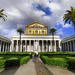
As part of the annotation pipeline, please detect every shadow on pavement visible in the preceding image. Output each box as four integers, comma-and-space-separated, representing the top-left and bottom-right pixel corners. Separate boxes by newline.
0, 66, 19, 75
68, 69, 75, 73
32, 56, 53, 75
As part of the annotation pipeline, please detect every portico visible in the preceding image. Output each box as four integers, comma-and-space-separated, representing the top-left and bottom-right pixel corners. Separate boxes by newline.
0, 35, 11, 52
12, 36, 61, 52
61, 35, 75, 52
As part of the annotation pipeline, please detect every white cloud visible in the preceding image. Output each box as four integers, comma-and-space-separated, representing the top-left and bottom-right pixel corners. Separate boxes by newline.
7, 8, 22, 19
0, 0, 75, 38
63, 24, 71, 28
56, 28, 64, 38
49, 3, 61, 11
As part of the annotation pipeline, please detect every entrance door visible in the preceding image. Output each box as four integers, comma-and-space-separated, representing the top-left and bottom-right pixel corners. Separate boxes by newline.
34, 40, 39, 53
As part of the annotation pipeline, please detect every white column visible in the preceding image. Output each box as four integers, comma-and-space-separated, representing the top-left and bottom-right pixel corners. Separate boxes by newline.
10, 43, 12, 52
8, 43, 10, 52
16, 40, 18, 52
59, 40, 61, 52
9, 44, 10, 52
2, 42, 5, 52
6, 43, 8, 52
20, 40, 22, 52
12, 40, 14, 52
67, 42, 69, 52
54, 40, 56, 52
8, 43, 9, 52
7, 43, 9, 52
70, 41, 72, 52
51, 40, 52, 52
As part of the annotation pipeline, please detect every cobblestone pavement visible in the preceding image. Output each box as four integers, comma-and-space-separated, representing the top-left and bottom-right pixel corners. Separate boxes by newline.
32, 57, 53, 75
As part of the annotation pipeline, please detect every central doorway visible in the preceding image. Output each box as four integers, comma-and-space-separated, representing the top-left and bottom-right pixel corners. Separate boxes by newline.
34, 40, 39, 54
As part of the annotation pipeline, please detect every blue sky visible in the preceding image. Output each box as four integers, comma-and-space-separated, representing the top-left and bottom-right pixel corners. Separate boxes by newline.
0, 0, 75, 39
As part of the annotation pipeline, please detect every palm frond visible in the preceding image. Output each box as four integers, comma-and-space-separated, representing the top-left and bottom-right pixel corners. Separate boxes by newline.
17, 28, 24, 34
64, 17, 71, 24
63, 6, 75, 31
50, 28, 57, 35
0, 9, 7, 21
66, 10, 72, 13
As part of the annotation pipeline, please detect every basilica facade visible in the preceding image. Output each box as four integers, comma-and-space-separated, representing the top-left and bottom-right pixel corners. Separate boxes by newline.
12, 22, 61, 52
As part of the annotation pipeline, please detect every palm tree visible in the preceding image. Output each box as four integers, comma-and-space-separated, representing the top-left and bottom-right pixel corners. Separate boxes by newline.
50, 28, 57, 52
63, 6, 75, 31
17, 28, 24, 52
0, 9, 7, 21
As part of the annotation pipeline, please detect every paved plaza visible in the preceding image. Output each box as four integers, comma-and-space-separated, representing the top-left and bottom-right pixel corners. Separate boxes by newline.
0, 57, 75, 75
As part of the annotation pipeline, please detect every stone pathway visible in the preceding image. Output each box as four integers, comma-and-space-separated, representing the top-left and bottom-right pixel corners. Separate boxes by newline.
46, 65, 75, 75
14, 59, 36, 75
0, 66, 19, 75
32, 57, 53, 75
0, 59, 36, 75
0, 57, 75, 75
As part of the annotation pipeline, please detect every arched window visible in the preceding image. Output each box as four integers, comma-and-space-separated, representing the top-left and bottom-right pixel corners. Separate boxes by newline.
29, 30, 31, 34
42, 31, 44, 34
35, 30, 38, 34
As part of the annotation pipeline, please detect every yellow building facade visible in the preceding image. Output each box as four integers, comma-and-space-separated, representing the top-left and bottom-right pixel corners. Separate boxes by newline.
25, 21, 48, 36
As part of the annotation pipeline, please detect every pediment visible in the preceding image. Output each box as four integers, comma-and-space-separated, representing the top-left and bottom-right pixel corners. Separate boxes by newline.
26, 22, 47, 28
30, 24, 45, 28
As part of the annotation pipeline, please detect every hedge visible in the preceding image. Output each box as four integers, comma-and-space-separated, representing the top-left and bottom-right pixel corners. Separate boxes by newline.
0, 55, 31, 69
5, 57, 20, 68
39, 52, 75, 56
20, 56, 30, 65
0, 52, 32, 58
0, 60, 6, 69
67, 59, 75, 69
5, 56, 31, 68
41, 55, 75, 69
41, 56, 68, 68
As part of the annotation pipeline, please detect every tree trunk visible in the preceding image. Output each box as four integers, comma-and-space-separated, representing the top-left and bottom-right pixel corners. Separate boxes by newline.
19, 33, 21, 52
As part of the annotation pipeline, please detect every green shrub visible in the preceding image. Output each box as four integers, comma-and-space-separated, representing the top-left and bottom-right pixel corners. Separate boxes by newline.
68, 59, 75, 69
0, 57, 4, 60
0, 60, 6, 69
0, 53, 31, 69
41, 56, 68, 68
39, 52, 75, 57
20, 56, 30, 65
5, 57, 20, 68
